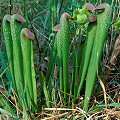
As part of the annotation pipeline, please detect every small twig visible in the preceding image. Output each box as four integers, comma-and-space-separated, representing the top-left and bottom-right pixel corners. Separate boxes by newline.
41, 112, 68, 120
76, 107, 88, 118
98, 75, 108, 109
87, 111, 101, 120
44, 108, 76, 111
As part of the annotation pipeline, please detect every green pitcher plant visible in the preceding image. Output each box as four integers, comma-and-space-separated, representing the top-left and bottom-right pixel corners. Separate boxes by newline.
3, 15, 16, 91
3, 14, 38, 117
21, 28, 37, 112
83, 3, 111, 114
1, 2, 113, 120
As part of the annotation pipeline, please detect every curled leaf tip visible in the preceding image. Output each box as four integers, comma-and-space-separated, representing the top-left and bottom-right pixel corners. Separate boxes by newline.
89, 15, 97, 22
94, 3, 111, 15
12, 14, 26, 23
21, 28, 35, 40
94, 3, 110, 11
68, 17, 74, 21
61, 12, 71, 19
84, 3, 95, 12
3, 15, 11, 22
94, 4, 105, 11
52, 24, 60, 32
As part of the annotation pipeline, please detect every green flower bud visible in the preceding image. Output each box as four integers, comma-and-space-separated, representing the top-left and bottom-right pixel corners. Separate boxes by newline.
76, 13, 88, 25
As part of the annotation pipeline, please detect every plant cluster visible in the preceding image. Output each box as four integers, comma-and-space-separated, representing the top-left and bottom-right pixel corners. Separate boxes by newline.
0, 0, 120, 120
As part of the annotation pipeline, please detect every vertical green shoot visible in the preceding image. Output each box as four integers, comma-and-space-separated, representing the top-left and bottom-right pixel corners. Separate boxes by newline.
45, 32, 57, 82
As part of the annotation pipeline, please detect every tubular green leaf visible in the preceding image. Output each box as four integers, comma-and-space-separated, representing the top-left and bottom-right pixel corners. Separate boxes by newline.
10, 14, 26, 102
21, 28, 37, 111
56, 30, 63, 96
2, 15, 16, 91
77, 21, 97, 97
60, 12, 70, 102
83, 3, 111, 113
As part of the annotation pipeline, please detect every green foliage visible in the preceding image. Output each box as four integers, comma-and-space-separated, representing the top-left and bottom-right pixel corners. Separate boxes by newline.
114, 20, 120, 28
83, 3, 111, 114
73, 6, 90, 25
1, 0, 120, 119
3, 15, 16, 91
21, 28, 37, 111
60, 12, 70, 104
2, 14, 38, 119
77, 19, 97, 97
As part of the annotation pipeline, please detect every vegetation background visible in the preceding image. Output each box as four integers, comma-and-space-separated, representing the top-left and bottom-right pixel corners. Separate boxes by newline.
0, 0, 120, 119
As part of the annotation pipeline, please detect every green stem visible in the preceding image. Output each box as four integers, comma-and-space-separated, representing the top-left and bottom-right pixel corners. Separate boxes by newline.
24, 0, 28, 28
41, 72, 51, 108
45, 32, 57, 82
